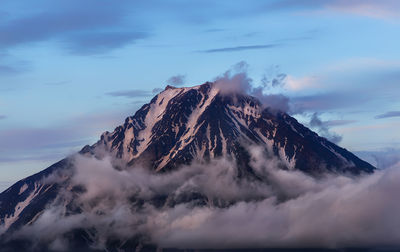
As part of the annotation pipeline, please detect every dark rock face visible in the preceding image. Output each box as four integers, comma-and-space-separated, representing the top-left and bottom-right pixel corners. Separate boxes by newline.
90, 82, 374, 174
0, 159, 69, 229
0, 82, 375, 250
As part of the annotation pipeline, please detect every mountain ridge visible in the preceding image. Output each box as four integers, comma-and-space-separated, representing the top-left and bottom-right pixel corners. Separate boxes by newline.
82, 82, 374, 174
0, 81, 375, 250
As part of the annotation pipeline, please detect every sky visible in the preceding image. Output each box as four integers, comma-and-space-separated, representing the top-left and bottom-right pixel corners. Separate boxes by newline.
0, 0, 400, 191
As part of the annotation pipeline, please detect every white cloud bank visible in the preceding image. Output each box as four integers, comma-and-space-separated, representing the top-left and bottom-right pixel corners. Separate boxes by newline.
5, 145, 400, 251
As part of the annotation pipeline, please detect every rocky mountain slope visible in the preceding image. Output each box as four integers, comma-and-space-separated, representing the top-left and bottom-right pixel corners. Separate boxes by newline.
0, 82, 375, 251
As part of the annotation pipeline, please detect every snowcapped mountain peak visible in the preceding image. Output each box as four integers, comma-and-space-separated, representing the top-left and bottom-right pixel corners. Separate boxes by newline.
85, 82, 374, 174
0, 82, 376, 249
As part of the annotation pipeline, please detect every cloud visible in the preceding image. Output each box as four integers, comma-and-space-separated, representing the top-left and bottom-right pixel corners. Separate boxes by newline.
152, 88, 164, 94
0, 0, 146, 55
371, 149, 400, 170
0, 64, 20, 75
213, 61, 252, 94
285, 75, 318, 91
65, 31, 149, 55
287, 60, 400, 115
356, 149, 400, 170
213, 61, 290, 113
375, 111, 400, 119
0, 53, 30, 75
0, 109, 132, 167
43, 80, 70, 86
323, 119, 357, 127
203, 28, 226, 33
200, 44, 280, 53
0, 115, 6, 120
213, 62, 395, 117
106, 89, 153, 98
268, 0, 400, 19
0, 0, 271, 56
309, 112, 342, 144
0, 127, 90, 168
166, 74, 186, 86
290, 91, 368, 113
0, 128, 83, 152
326, 0, 400, 19
5, 146, 400, 250
261, 65, 287, 89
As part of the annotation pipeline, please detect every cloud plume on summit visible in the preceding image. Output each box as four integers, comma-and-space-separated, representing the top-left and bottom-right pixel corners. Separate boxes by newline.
214, 62, 290, 113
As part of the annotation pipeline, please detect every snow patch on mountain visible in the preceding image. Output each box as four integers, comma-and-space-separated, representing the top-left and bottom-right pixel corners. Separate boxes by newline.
3, 183, 42, 229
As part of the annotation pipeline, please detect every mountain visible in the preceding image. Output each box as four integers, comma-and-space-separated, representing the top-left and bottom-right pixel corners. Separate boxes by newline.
0, 82, 375, 251
84, 82, 373, 174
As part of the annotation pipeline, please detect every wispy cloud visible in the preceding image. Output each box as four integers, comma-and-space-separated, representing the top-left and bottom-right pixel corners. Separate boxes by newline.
355, 148, 400, 169
203, 28, 226, 33
106, 89, 153, 98
326, 0, 400, 19
44, 80, 70, 86
324, 119, 357, 127
0, 53, 30, 75
0, 108, 132, 166
309, 112, 342, 144
65, 31, 149, 55
0, 1, 147, 55
268, 0, 400, 20
0, 115, 6, 120
10, 148, 400, 249
166, 74, 186, 86
375, 111, 400, 119
289, 60, 400, 113
200, 44, 280, 53
285, 75, 319, 91
291, 92, 366, 113
0, 64, 20, 74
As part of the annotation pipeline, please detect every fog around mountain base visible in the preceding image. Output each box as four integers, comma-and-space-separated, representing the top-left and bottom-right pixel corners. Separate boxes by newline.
4, 145, 400, 251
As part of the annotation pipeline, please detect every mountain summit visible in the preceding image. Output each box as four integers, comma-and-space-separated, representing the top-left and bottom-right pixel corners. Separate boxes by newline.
0, 82, 374, 251
84, 82, 373, 174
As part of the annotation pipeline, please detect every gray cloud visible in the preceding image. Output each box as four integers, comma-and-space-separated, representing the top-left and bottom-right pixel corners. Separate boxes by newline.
290, 92, 369, 114
65, 31, 149, 55
0, 64, 20, 74
371, 149, 400, 170
43, 80, 70, 86
0, 53, 30, 75
213, 62, 389, 118
0, 0, 146, 55
267, 0, 400, 19
309, 112, 342, 144
152, 87, 164, 94
0, 115, 6, 120
203, 28, 227, 33
0, 127, 89, 159
375, 111, 400, 119
289, 66, 400, 115
200, 44, 280, 53
356, 149, 400, 170
166, 74, 186, 86
261, 65, 287, 89
0, 0, 270, 56
7, 146, 400, 250
267, 0, 330, 10
106, 89, 153, 98
323, 119, 357, 127
214, 61, 290, 113
0, 109, 132, 166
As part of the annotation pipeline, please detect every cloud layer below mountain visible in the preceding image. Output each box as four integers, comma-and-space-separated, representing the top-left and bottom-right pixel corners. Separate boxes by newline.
5, 145, 400, 250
